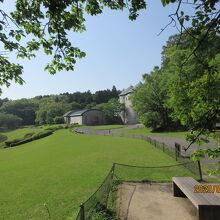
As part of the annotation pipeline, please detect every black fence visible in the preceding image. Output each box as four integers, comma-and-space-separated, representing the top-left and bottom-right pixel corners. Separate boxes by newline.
75, 129, 203, 180
143, 136, 202, 180
75, 161, 201, 220
74, 129, 203, 220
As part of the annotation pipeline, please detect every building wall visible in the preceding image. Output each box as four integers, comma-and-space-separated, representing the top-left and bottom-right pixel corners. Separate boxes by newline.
82, 110, 104, 125
64, 117, 70, 124
64, 110, 105, 125
69, 116, 83, 125
64, 117, 68, 124
119, 93, 138, 124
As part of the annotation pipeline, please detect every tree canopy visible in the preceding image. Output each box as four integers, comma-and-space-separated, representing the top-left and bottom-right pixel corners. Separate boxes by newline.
0, 0, 219, 93
0, 86, 121, 127
131, 66, 182, 131
95, 98, 122, 124
0, 0, 219, 168
132, 29, 220, 171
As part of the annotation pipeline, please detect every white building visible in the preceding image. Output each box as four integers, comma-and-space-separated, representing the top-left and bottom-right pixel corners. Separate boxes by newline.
119, 83, 141, 124
63, 109, 105, 125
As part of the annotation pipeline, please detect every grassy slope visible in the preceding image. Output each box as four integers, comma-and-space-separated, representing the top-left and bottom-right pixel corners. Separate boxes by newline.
1, 127, 43, 141
1, 124, 65, 142
113, 127, 187, 139
0, 129, 192, 220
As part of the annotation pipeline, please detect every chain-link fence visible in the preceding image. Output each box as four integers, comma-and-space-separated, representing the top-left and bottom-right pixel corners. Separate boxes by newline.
75, 160, 201, 220
75, 164, 115, 220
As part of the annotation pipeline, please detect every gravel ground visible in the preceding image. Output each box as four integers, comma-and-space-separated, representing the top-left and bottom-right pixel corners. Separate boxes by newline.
117, 182, 197, 220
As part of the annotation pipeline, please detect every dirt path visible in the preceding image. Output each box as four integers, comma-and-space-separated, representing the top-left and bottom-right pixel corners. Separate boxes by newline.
117, 182, 197, 220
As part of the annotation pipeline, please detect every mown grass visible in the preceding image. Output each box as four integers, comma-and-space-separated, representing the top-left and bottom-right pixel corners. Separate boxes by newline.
0, 124, 65, 146
0, 129, 194, 220
113, 127, 187, 139
1, 126, 44, 141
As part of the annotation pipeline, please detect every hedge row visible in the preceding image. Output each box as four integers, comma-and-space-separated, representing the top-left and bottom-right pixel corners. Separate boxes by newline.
4, 131, 53, 148
44, 125, 64, 132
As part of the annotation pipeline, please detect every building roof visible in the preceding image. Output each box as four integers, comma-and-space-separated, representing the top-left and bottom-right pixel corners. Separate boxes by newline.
119, 82, 142, 96
134, 82, 142, 89
63, 110, 76, 117
119, 86, 134, 96
63, 109, 102, 117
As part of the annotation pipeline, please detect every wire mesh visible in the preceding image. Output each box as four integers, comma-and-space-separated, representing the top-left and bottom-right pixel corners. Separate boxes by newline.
74, 129, 203, 220
76, 165, 115, 220
114, 162, 199, 182
75, 161, 200, 220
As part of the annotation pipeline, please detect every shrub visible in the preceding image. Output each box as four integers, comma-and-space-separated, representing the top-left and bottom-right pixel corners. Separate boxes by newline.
4, 131, 53, 148
44, 125, 64, 132
32, 131, 53, 140
5, 138, 23, 147
23, 132, 35, 139
0, 113, 23, 129
53, 116, 64, 124
68, 124, 82, 129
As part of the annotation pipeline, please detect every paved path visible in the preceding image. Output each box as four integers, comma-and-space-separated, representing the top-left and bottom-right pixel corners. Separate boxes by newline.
75, 126, 219, 163
75, 126, 217, 151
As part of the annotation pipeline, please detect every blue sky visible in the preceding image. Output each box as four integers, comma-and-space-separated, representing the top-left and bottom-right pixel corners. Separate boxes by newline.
1, 1, 185, 99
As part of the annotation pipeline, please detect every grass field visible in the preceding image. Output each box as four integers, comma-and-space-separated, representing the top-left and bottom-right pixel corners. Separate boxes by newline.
113, 127, 187, 139
0, 129, 194, 220
1, 124, 66, 141
1, 127, 44, 141
0, 127, 44, 149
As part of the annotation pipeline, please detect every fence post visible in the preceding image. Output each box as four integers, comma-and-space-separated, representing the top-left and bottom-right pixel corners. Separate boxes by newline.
175, 143, 180, 161
80, 204, 85, 220
162, 143, 165, 152
197, 160, 203, 181
112, 162, 116, 177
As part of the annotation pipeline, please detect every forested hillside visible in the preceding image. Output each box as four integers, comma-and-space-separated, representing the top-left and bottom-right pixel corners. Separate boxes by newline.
0, 86, 121, 128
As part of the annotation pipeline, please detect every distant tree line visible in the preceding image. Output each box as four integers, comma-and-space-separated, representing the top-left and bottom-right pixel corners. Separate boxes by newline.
0, 86, 121, 128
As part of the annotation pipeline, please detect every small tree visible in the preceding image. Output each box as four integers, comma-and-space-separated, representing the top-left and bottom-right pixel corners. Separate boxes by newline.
95, 98, 122, 124
0, 112, 23, 129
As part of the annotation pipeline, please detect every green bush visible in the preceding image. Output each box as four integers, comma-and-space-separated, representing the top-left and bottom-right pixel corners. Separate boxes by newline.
44, 125, 64, 132
53, 116, 64, 124
68, 124, 82, 129
0, 113, 23, 129
4, 131, 53, 148
5, 138, 23, 147
23, 132, 35, 139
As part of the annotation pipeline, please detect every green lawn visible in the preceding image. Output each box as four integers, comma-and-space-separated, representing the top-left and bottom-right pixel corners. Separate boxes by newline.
0, 124, 65, 143
1, 126, 44, 141
85, 124, 126, 130
0, 129, 194, 220
113, 127, 187, 139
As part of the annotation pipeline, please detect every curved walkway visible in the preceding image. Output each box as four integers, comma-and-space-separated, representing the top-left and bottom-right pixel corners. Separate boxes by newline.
75, 126, 217, 157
